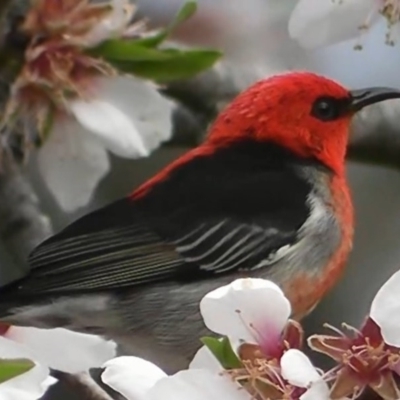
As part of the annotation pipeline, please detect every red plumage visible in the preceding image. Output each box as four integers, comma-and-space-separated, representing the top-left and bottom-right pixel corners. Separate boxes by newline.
134, 72, 353, 202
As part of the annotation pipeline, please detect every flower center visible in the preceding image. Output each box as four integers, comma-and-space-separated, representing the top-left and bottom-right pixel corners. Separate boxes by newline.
236, 312, 303, 360
343, 337, 396, 380
309, 320, 400, 399
227, 357, 307, 400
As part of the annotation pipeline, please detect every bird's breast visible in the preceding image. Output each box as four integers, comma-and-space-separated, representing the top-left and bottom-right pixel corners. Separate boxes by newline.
266, 170, 353, 319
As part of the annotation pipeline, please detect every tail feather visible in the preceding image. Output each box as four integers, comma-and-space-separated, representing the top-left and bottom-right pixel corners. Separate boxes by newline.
0, 291, 116, 336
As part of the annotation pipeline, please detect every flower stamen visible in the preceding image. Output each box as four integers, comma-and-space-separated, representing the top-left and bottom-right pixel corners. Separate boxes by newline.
323, 322, 347, 337
310, 319, 400, 399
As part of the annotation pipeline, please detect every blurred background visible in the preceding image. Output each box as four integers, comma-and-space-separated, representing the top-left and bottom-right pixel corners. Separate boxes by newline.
2, 0, 400, 398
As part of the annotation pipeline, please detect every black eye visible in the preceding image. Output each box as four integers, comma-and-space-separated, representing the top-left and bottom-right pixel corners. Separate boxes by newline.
311, 97, 342, 121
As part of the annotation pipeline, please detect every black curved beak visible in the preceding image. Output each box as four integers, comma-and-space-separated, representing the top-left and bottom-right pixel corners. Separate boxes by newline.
350, 87, 400, 112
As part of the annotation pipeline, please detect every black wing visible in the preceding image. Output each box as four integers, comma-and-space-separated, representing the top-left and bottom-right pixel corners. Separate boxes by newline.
5, 140, 317, 297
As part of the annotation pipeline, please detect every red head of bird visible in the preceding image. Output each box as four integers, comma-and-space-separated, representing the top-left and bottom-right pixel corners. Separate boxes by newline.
209, 72, 400, 175
137, 71, 400, 199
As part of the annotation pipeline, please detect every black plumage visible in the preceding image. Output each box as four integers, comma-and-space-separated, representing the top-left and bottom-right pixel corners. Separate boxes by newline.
2, 140, 323, 299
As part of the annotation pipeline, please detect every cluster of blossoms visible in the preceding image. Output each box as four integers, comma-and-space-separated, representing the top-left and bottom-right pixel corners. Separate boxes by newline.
2, 0, 397, 209
5, 0, 394, 213
4, 270, 400, 400
0, 0, 220, 212
1, 0, 176, 211
0, 324, 117, 399
99, 271, 400, 400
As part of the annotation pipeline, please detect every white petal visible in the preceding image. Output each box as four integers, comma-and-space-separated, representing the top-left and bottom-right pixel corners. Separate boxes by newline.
0, 337, 52, 400
84, 0, 127, 47
0, 366, 53, 400
69, 99, 149, 158
102, 356, 166, 400
281, 349, 330, 400
0, 366, 55, 400
38, 116, 110, 212
200, 278, 291, 349
281, 349, 320, 387
0, 336, 37, 362
300, 382, 331, 400
5, 327, 117, 373
146, 369, 251, 400
288, 0, 378, 49
189, 346, 223, 373
370, 270, 400, 346
92, 76, 174, 154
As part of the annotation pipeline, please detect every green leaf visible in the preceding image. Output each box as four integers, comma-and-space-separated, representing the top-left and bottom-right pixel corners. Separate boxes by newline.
135, 1, 197, 48
201, 336, 242, 369
0, 358, 35, 384
168, 1, 198, 31
111, 48, 222, 82
89, 40, 176, 61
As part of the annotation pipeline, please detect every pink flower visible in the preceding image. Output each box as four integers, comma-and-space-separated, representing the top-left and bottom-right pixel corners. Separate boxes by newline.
309, 269, 400, 400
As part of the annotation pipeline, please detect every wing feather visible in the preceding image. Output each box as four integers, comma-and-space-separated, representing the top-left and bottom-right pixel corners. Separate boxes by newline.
2, 140, 317, 298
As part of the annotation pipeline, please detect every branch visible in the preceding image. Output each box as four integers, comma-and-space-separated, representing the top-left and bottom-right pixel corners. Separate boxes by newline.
166, 61, 400, 170
0, 0, 51, 284
165, 62, 270, 115
0, 153, 53, 283
0, 3, 117, 400
164, 61, 273, 146
348, 101, 400, 169
0, 0, 12, 24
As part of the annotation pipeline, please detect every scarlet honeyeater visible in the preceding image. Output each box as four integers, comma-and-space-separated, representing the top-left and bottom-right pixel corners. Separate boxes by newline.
1, 72, 400, 371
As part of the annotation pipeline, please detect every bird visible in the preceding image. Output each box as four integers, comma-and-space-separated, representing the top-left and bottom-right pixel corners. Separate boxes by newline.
1, 71, 400, 372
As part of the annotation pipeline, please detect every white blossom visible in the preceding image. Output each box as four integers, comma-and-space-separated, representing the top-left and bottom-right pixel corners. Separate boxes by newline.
145, 369, 251, 400
189, 345, 223, 373
199, 278, 291, 352
370, 269, 400, 346
82, 0, 132, 47
281, 349, 330, 400
0, 336, 55, 400
11, 0, 174, 212
102, 356, 167, 400
289, 0, 400, 49
39, 76, 174, 211
102, 356, 251, 400
101, 278, 331, 400
4, 326, 116, 373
